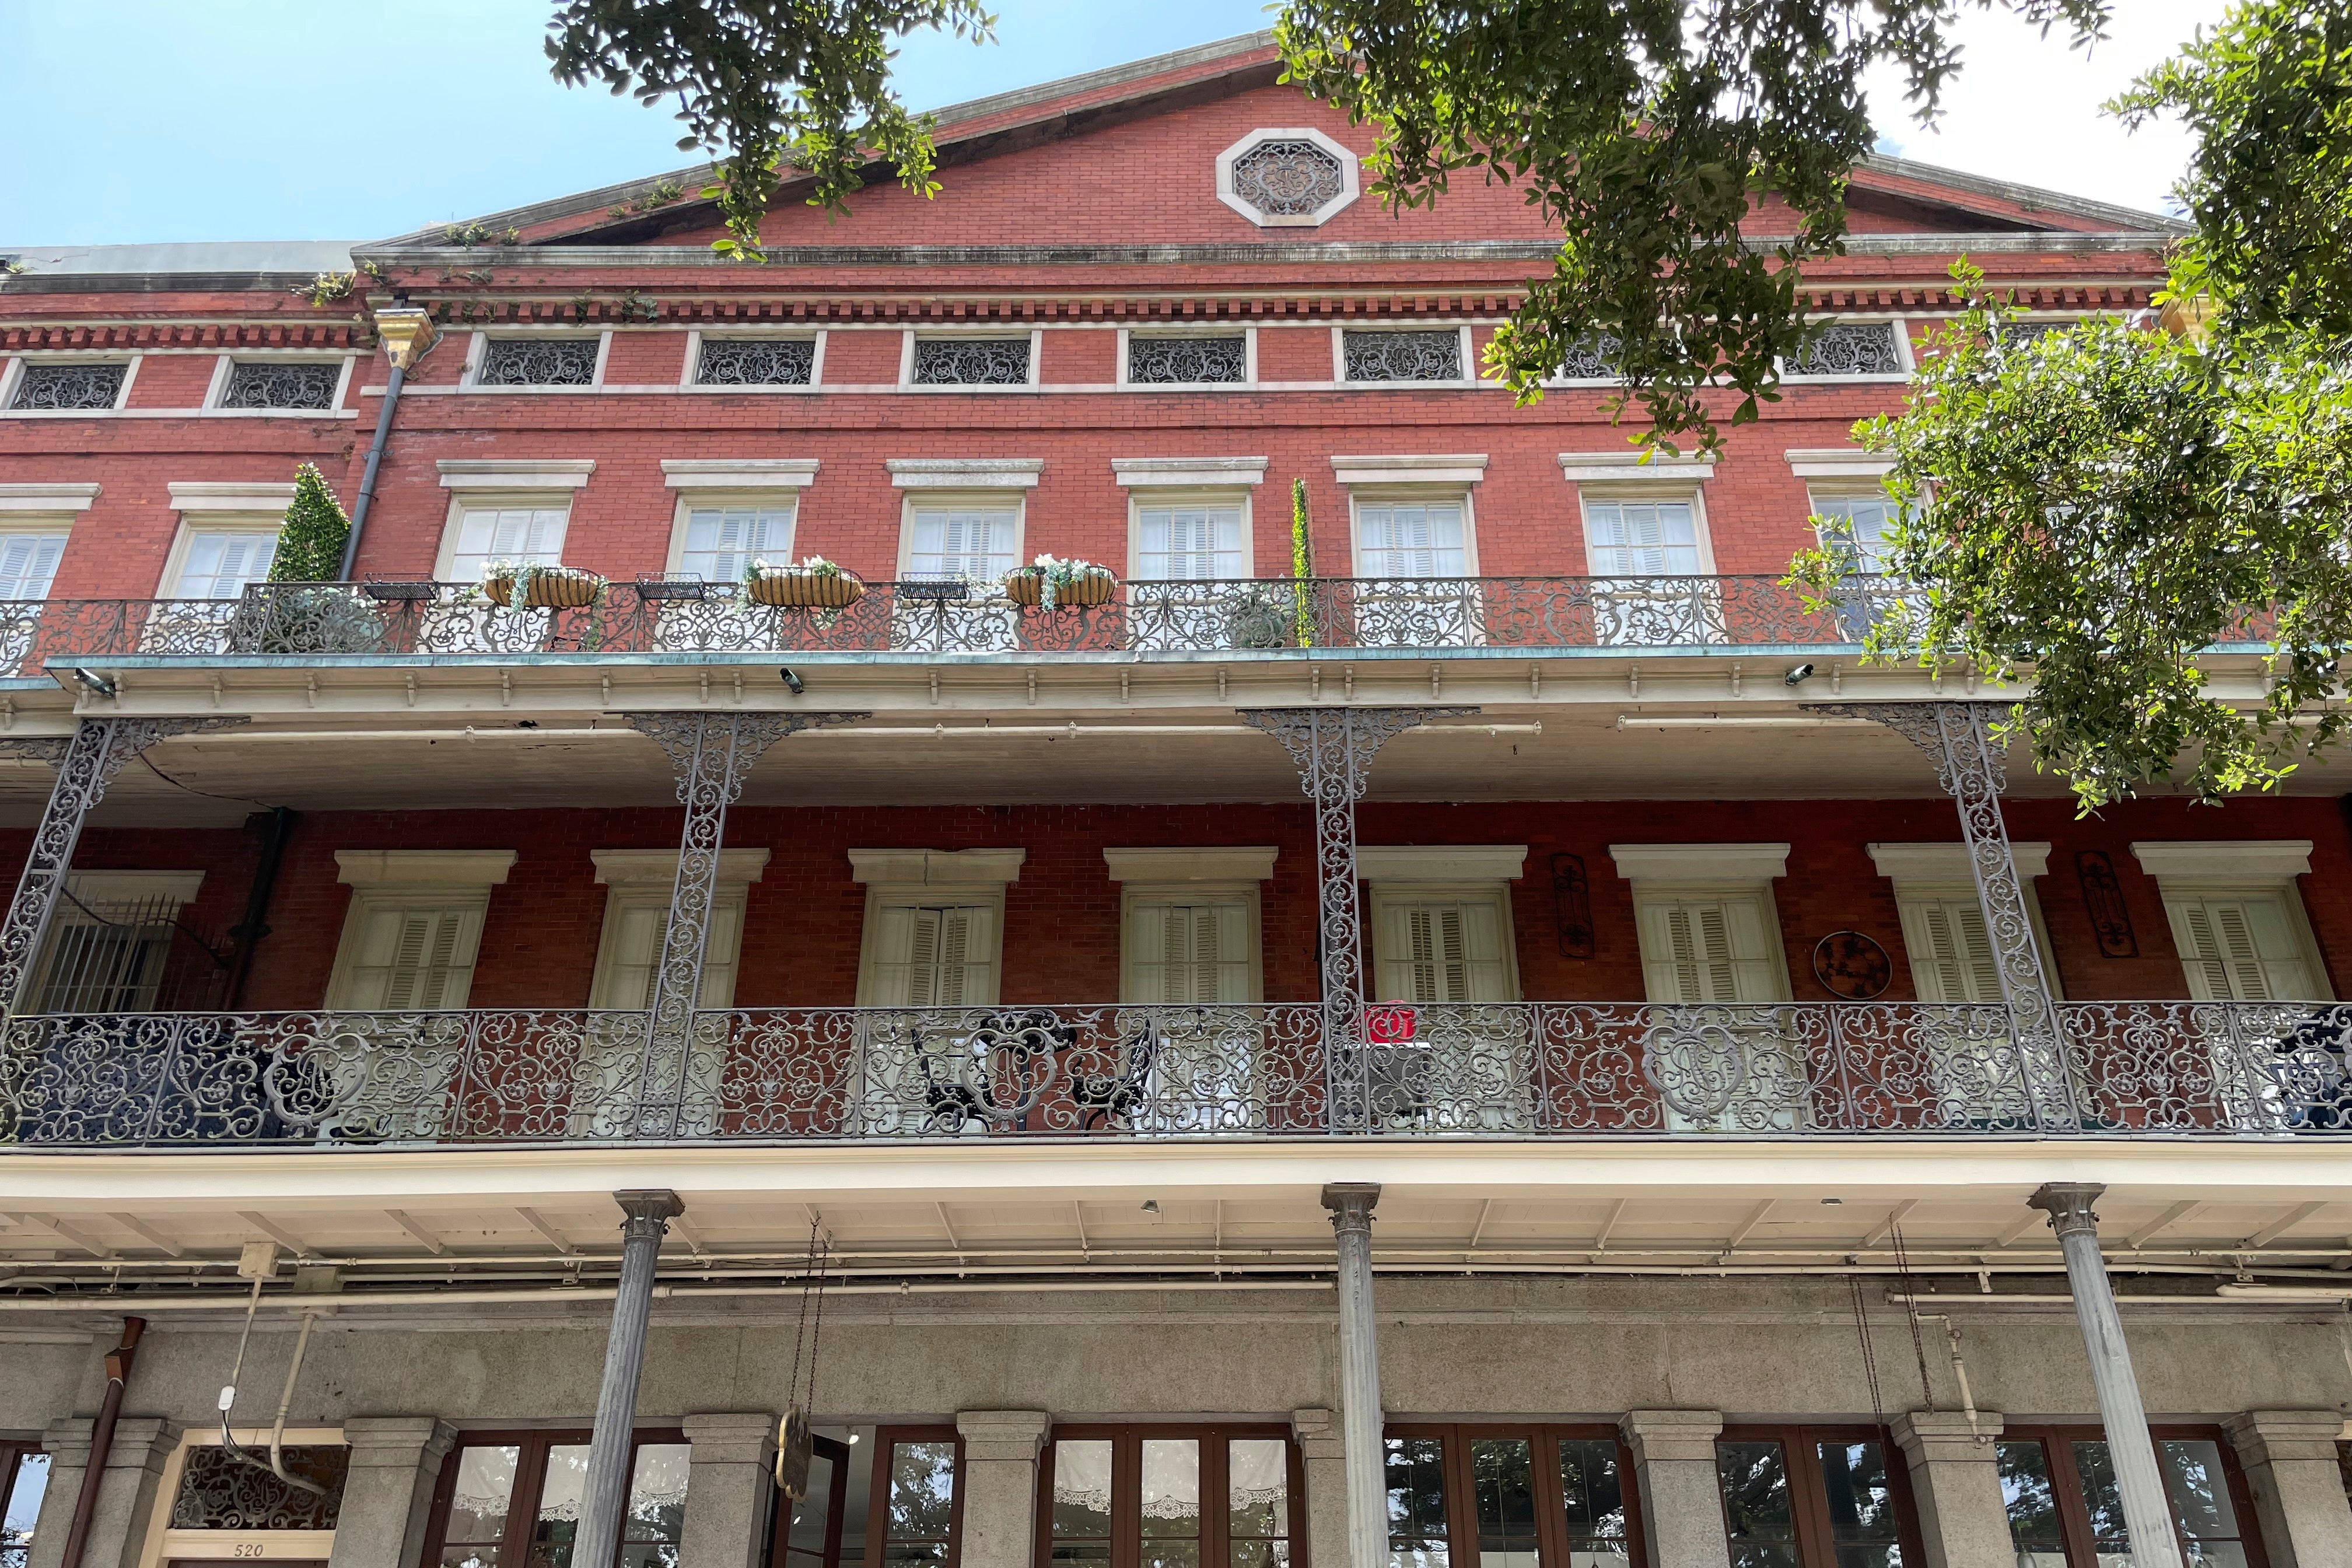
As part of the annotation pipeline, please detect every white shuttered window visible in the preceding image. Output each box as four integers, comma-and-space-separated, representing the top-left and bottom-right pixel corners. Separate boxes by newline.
1354, 502, 1467, 578
1585, 501, 1701, 576
1373, 895, 1514, 1003
2164, 893, 2318, 1000
334, 903, 485, 1010
679, 502, 794, 584
1634, 894, 1785, 1003
1127, 900, 1252, 1003
907, 507, 1017, 582
173, 530, 279, 598
1137, 503, 1246, 580
863, 902, 999, 1006
1898, 897, 2004, 1004
447, 505, 568, 581
590, 892, 745, 1010
0, 531, 68, 600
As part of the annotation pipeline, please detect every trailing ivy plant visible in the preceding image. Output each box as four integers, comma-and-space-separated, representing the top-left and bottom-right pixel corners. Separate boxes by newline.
1290, 478, 1314, 648
267, 465, 352, 584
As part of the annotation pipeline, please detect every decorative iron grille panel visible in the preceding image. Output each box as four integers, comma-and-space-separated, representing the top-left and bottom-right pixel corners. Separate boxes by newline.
220, 361, 341, 410
695, 338, 816, 386
1230, 139, 1345, 217
912, 338, 1030, 385
170, 1444, 348, 1530
1343, 330, 1461, 382
1128, 336, 1245, 384
477, 338, 600, 386
1787, 321, 1903, 376
9, 363, 127, 411
1554, 333, 1622, 381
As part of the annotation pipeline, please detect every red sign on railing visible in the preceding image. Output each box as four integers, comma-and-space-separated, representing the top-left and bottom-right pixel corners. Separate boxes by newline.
1363, 1005, 1418, 1044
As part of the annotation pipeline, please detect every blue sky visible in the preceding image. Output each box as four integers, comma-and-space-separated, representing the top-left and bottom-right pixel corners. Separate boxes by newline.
1, 1, 2224, 246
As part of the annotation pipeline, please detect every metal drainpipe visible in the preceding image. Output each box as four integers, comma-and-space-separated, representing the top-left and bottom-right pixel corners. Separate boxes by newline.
58, 1316, 145, 1568
336, 304, 436, 582
225, 807, 296, 1009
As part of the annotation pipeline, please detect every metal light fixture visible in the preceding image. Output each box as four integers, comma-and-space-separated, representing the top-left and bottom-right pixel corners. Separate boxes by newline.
779, 667, 805, 695
70, 668, 117, 698
1783, 663, 1815, 687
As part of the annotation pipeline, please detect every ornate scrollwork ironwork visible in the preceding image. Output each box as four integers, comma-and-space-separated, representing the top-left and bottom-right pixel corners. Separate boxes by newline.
695, 338, 816, 386
1553, 334, 1623, 382
9, 363, 127, 411
911, 338, 1030, 386
220, 362, 341, 410
1342, 331, 1461, 382
477, 338, 599, 386
1127, 336, 1245, 384
170, 1443, 348, 1530
1229, 139, 1346, 217
1786, 321, 1903, 376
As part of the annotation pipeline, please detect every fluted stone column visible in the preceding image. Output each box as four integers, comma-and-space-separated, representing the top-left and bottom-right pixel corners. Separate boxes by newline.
1290, 1408, 1350, 1568
327, 1418, 457, 1568
955, 1411, 1051, 1568
2222, 1410, 2352, 1568
573, 1189, 683, 1568
2029, 1182, 2182, 1568
679, 1412, 779, 1568
28, 1416, 177, 1568
1619, 1410, 1731, 1568
1322, 1184, 1385, 1568
1891, 1411, 2011, 1568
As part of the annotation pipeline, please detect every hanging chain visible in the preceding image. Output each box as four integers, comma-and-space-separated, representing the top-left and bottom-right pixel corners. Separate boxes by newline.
804, 1230, 828, 1415
786, 1216, 818, 1405
1890, 1223, 1938, 1412
784, 1216, 830, 1415
1847, 1277, 1885, 1429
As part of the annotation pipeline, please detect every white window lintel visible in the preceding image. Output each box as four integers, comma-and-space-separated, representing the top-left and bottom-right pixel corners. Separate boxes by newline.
62, 870, 205, 908
1867, 841, 2052, 887
592, 848, 772, 885
1114, 457, 1268, 488
1611, 843, 1789, 883
0, 483, 100, 513
1786, 447, 1897, 479
167, 481, 298, 513
886, 459, 1044, 490
2132, 840, 2314, 884
1357, 845, 1528, 883
661, 460, 820, 490
335, 849, 519, 887
1332, 454, 1488, 488
1558, 452, 1717, 484
436, 459, 596, 491
849, 848, 1026, 886
1104, 846, 1278, 884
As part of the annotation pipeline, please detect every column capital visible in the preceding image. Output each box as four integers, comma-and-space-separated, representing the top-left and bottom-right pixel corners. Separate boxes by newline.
1891, 1410, 2006, 1465
1321, 1182, 1381, 1234
341, 1416, 457, 1466
2224, 1409, 2348, 1465
1289, 1408, 1345, 1461
40, 1416, 94, 1469
682, 1411, 780, 1468
1620, 1409, 1724, 1465
2028, 1182, 2106, 1237
957, 1410, 1051, 1464
102, 1417, 183, 1470
613, 1188, 684, 1237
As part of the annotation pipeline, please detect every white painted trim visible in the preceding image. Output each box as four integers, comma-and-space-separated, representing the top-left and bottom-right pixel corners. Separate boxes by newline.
1115, 327, 1258, 389
1785, 447, 1897, 478
1104, 846, 1278, 883
896, 491, 1026, 580
334, 849, 517, 887
663, 489, 799, 577
1331, 454, 1489, 488
1213, 127, 1362, 228
2131, 841, 2314, 883
0, 483, 100, 513
679, 328, 828, 391
887, 459, 1044, 489
1868, 842, 2052, 885
1575, 484, 1720, 576
460, 331, 611, 390
1357, 845, 1528, 883
199, 354, 234, 410
1118, 881, 1266, 1003
900, 328, 1044, 389
592, 848, 771, 885
1124, 485, 1255, 582
1610, 844, 1790, 883
138, 1426, 345, 1568
1332, 326, 1480, 388
61, 870, 206, 908
1345, 485, 1482, 577
1113, 457, 1269, 488
156, 512, 284, 598
661, 459, 820, 489
848, 848, 1026, 886
1365, 881, 1524, 1002
437, 458, 595, 491
167, 481, 298, 513
1557, 452, 1718, 483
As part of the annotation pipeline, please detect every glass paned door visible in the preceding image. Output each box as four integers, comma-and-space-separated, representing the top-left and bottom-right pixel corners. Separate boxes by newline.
1998, 1429, 2265, 1568
427, 1432, 689, 1568
1046, 1430, 1297, 1568
1350, 501, 1478, 648
874, 1434, 959, 1568
1583, 499, 1716, 645
1713, 1430, 1919, 1568
1384, 1427, 1636, 1568
778, 1437, 851, 1568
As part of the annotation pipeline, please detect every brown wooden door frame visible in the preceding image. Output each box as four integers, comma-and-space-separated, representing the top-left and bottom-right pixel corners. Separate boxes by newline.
771, 1433, 852, 1568
1997, 1423, 2271, 1568
864, 1425, 967, 1568
1032, 1423, 1306, 1568
1381, 1422, 1646, 1568
1716, 1424, 1926, 1568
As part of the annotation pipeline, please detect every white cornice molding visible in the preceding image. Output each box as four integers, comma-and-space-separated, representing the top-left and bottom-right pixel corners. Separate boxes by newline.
887, 459, 1044, 490
1103, 846, 1278, 883
660, 460, 820, 489
592, 849, 772, 886
1610, 843, 1789, 883
436, 458, 596, 491
63, 870, 205, 908
0, 482, 101, 513
849, 848, 1027, 886
1112, 457, 1269, 488
335, 849, 519, 887
2132, 840, 2314, 883
1785, 448, 1896, 479
1356, 845, 1528, 883
167, 481, 297, 513
1868, 841, 2051, 886
1331, 454, 1488, 488
1558, 452, 1717, 484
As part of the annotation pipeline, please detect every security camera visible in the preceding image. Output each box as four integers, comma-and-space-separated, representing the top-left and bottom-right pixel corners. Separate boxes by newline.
1783, 663, 1815, 687
70, 668, 117, 698
779, 667, 805, 695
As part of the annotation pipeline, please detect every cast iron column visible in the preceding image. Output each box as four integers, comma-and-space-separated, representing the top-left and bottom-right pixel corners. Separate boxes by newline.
2029, 1182, 2183, 1568
573, 1189, 684, 1568
1322, 1182, 1385, 1568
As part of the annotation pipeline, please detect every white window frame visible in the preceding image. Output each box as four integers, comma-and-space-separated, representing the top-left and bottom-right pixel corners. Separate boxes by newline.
1366, 883, 1524, 1003
1360, 846, 1528, 1004
888, 467, 1038, 579
158, 486, 295, 598
324, 850, 517, 1010
0, 355, 139, 415
29, 870, 206, 1014
2131, 840, 2333, 1001
1776, 316, 1917, 383
1105, 846, 1276, 1004
898, 328, 1044, 390
1214, 127, 1362, 228
678, 328, 828, 391
1610, 844, 1794, 1003
659, 463, 819, 578
1114, 327, 1259, 389
587, 849, 769, 1010
0, 511, 80, 601
433, 461, 594, 581
459, 330, 614, 391
1116, 468, 1262, 582
1573, 484, 1720, 576
1329, 324, 1478, 386
134, 1424, 345, 1568
1333, 457, 1488, 577
201, 353, 358, 415
849, 849, 1025, 1006
1867, 842, 2062, 1002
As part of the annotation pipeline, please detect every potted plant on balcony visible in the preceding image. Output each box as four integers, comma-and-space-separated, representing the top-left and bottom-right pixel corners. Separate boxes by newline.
481, 562, 607, 610
1003, 554, 1117, 609
746, 555, 867, 608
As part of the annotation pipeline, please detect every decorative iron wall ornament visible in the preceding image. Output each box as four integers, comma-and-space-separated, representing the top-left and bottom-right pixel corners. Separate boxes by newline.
2075, 849, 2138, 958
623, 710, 866, 1137
1812, 932, 1894, 1000
1786, 321, 1905, 377
1342, 331, 1462, 383
1128, 335, 1245, 385
695, 338, 816, 386
170, 1444, 348, 1531
911, 338, 1030, 386
1553, 334, 1623, 382
220, 362, 341, 411
477, 338, 600, 386
1230, 139, 1345, 217
1551, 853, 1595, 958
9, 362, 127, 411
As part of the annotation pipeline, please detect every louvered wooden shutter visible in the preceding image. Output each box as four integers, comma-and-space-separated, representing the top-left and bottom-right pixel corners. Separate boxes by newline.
340, 904, 480, 1010
865, 902, 995, 1005
1904, 898, 2004, 1004
0, 534, 66, 600
1637, 895, 1781, 1003
1377, 898, 1509, 1002
1128, 901, 1250, 1003
2166, 894, 2315, 1000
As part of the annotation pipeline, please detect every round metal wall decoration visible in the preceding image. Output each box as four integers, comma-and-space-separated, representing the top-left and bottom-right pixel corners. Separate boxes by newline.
1811, 931, 1893, 1000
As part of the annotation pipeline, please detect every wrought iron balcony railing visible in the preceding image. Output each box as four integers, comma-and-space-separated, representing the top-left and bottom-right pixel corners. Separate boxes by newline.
4, 999, 2346, 1147
0, 576, 1917, 670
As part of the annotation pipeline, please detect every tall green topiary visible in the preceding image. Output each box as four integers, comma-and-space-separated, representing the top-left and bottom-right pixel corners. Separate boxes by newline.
1290, 478, 1314, 648
268, 464, 351, 582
